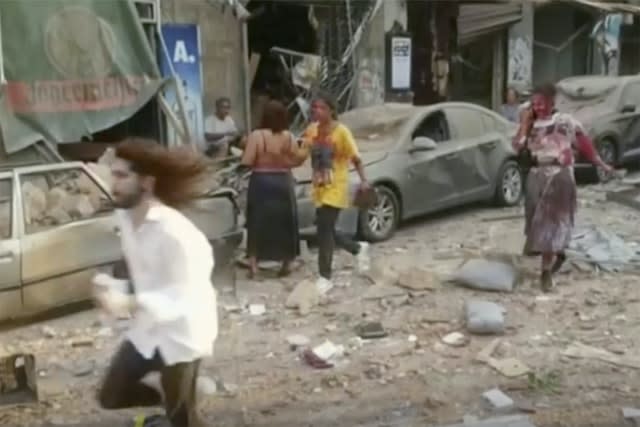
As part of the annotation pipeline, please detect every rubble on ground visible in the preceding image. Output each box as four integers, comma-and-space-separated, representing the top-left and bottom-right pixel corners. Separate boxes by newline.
5, 174, 640, 426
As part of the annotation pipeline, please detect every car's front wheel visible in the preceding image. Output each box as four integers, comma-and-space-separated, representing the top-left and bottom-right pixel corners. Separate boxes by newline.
495, 160, 523, 206
358, 185, 400, 242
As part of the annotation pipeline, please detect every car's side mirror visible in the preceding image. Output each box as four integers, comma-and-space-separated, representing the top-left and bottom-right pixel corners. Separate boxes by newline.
622, 104, 636, 113
410, 136, 437, 153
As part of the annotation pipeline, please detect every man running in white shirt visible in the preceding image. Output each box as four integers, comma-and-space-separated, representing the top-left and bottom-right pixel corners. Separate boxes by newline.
94, 139, 217, 427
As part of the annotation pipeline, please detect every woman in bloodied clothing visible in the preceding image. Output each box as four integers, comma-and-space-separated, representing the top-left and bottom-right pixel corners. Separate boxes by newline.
514, 83, 613, 292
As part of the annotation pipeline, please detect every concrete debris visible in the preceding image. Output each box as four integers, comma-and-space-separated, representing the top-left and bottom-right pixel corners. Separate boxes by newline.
41, 326, 57, 338
312, 340, 344, 361
476, 339, 502, 363
395, 267, 440, 291
355, 321, 388, 340
286, 335, 310, 350
482, 388, 514, 411
445, 415, 536, 427
487, 357, 530, 378
441, 332, 468, 347
248, 304, 266, 316
23, 168, 108, 230
451, 259, 518, 292
362, 285, 406, 300
72, 361, 94, 377
69, 337, 94, 348
623, 407, 640, 419
22, 182, 47, 226
568, 225, 640, 272
465, 300, 506, 335
563, 342, 640, 369
286, 279, 320, 316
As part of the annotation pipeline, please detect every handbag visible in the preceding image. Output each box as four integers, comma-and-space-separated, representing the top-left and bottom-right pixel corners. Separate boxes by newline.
353, 186, 378, 209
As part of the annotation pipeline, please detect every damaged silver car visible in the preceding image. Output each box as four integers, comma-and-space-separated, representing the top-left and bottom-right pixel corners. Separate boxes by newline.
556, 75, 640, 182
294, 102, 523, 242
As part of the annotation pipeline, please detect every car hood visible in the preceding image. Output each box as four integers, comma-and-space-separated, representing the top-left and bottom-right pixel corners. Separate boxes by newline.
292, 149, 388, 183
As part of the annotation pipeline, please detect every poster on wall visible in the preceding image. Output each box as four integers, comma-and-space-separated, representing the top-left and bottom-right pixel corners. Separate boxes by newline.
390, 36, 411, 90
158, 23, 204, 146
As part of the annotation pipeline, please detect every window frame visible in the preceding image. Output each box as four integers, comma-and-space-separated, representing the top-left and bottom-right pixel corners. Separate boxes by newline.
411, 110, 452, 143
446, 107, 487, 140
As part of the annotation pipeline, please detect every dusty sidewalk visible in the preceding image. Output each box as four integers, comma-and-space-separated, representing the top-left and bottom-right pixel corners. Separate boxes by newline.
2, 182, 640, 427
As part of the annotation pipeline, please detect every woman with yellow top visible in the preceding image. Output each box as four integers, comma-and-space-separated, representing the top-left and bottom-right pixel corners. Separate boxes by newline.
289, 93, 371, 295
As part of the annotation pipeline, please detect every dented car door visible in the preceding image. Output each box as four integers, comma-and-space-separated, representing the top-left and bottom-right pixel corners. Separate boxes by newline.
0, 171, 22, 321
17, 163, 120, 315
406, 110, 466, 214
444, 106, 496, 200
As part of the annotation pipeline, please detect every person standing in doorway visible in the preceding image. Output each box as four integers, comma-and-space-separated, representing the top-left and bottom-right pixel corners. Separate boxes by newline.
500, 87, 521, 123
93, 139, 217, 427
204, 97, 240, 158
289, 93, 370, 295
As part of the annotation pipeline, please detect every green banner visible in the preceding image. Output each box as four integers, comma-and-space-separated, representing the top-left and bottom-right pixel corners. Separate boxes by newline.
0, 0, 163, 153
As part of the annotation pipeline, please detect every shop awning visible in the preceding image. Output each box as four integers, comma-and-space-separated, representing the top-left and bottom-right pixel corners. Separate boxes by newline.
458, 2, 523, 45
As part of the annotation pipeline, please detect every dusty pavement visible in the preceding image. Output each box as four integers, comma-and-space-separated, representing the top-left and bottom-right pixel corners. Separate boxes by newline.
1, 180, 640, 427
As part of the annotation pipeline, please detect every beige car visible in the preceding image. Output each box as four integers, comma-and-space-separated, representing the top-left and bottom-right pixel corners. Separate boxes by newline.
0, 162, 242, 322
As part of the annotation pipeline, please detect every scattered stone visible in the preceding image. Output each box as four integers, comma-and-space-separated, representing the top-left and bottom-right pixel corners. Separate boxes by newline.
41, 326, 57, 338
312, 340, 344, 361
482, 388, 514, 410
96, 327, 113, 338
325, 324, 337, 332
286, 279, 320, 316
396, 267, 439, 291
223, 304, 243, 313
355, 321, 388, 340
441, 332, 468, 347
563, 342, 640, 369
487, 357, 530, 378
450, 258, 518, 292
408, 335, 418, 343
248, 304, 266, 316
69, 337, 94, 348
465, 300, 506, 335
287, 335, 310, 350
72, 361, 94, 377
362, 285, 406, 300
476, 339, 502, 363
623, 407, 640, 419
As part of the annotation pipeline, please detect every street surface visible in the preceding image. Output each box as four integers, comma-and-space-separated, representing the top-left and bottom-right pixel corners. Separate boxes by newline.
1, 180, 639, 427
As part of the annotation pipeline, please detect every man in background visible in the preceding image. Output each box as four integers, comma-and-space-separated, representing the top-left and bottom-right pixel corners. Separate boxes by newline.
204, 97, 241, 158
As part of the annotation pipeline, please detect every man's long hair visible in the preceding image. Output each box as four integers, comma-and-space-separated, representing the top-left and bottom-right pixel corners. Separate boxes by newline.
115, 138, 210, 208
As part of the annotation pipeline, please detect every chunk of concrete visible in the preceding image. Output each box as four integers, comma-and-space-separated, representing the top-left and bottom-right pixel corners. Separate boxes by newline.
286, 279, 319, 316
451, 259, 518, 292
22, 182, 47, 226
623, 407, 640, 419
466, 300, 505, 335
482, 388, 514, 410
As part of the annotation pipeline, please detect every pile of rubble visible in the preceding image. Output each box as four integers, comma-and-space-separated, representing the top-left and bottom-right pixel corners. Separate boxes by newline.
22, 168, 110, 232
